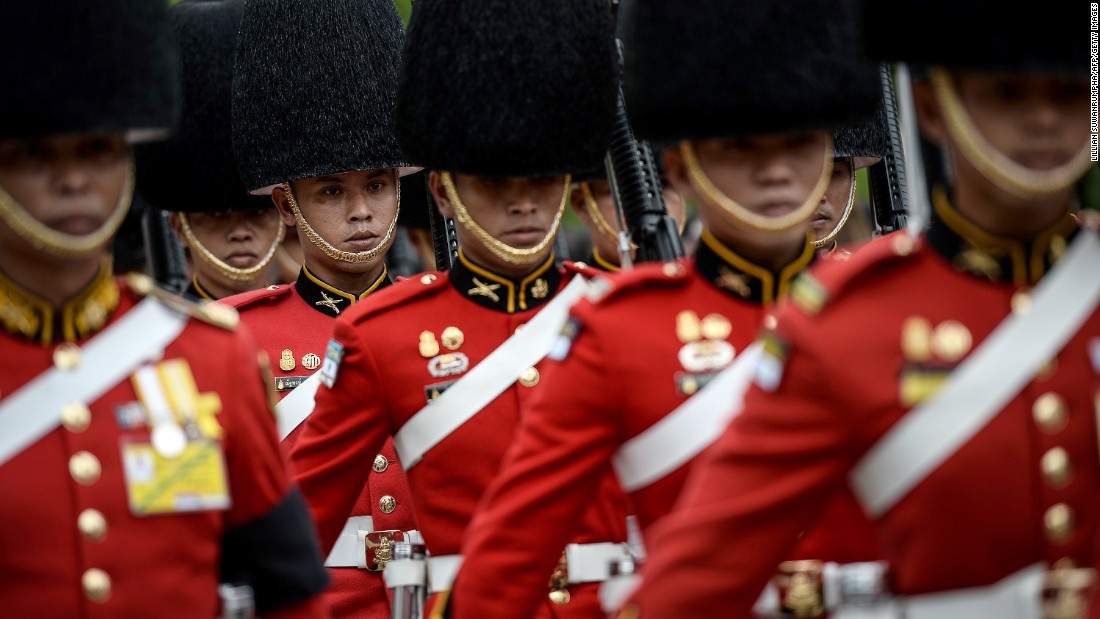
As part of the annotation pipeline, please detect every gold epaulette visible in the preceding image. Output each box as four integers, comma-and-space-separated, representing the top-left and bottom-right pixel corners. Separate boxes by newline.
126, 273, 239, 331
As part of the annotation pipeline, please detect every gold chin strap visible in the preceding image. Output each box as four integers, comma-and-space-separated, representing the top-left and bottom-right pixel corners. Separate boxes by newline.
812, 158, 857, 248
283, 175, 400, 264
0, 162, 134, 259
179, 212, 286, 282
931, 67, 1092, 198
680, 139, 834, 233
579, 182, 619, 244
441, 171, 569, 266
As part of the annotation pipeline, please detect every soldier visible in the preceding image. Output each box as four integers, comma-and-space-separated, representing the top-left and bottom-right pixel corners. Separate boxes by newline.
223, 0, 419, 617
0, 1, 331, 617
811, 119, 889, 255
442, 2, 882, 618
288, 0, 628, 616
627, 1, 1098, 617
134, 0, 284, 303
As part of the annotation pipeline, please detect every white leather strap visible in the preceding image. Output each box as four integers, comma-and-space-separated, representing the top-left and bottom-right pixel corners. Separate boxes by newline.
384, 558, 427, 588
902, 562, 1045, 619
613, 342, 763, 492
394, 276, 589, 468
852, 229, 1100, 517
428, 554, 464, 593
275, 371, 320, 440
564, 542, 631, 583
323, 515, 375, 567
0, 296, 189, 468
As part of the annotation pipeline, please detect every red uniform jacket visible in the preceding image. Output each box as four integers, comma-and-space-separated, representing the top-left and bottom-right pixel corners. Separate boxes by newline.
0, 270, 328, 619
225, 265, 416, 619
290, 252, 629, 618
631, 193, 1100, 616
448, 231, 877, 619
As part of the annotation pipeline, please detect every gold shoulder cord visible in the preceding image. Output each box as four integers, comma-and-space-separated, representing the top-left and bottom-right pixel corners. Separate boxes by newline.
680, 139, 834, 233
812, 157, 856, 248
283, 173, 401, 264
441, 171, 569, 266
179, 212, 286, 282
0, 163, 134, 258
930, 67, 1092, 198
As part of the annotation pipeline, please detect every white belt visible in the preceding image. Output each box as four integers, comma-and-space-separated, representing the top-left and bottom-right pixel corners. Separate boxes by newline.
423, 543, 629, 593
324, 515, 422, 569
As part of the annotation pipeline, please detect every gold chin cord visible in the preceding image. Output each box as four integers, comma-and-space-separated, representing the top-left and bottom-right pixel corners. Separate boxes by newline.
283, 175, 400, 264
179, 212, 286, 282
0, 163, 135, 259
812, 158, 856, 249
580, 181, 620, 244
441, 171, 569, 266
931, 67, 1092, 199
680, 139, 834, 233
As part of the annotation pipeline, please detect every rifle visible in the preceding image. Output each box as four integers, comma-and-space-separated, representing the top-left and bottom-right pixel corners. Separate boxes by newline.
866, 63, 909, 236
604, 0, 684, 267
426, 175, 458, 270
142, 205, 189, 294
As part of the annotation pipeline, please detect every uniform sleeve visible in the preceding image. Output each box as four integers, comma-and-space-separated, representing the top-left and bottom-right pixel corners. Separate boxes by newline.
630, 312, 864, 617
289, 316, 397, 556
220, 326, 330, 618
448, 312, 626, 619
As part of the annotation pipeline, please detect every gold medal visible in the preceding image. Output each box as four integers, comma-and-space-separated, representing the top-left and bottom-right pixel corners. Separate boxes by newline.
419, 331, 440, 358
279, 349, 296, 371
676, 310, 701, 343
900, 316, 932, 362
441, 326, 464, 350
700, 314, 732, 341
931, 320, 972, 362
302, 353, 321, 371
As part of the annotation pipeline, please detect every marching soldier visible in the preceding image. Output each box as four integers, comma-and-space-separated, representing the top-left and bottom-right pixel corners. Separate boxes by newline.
627, 1, 1098, 617
0, 1, 330, 617
134, 0, 284, 302
445, 2, 883, 617
812, 117, 889, 255
223, 0, 420, 617
287, 0, 628, 616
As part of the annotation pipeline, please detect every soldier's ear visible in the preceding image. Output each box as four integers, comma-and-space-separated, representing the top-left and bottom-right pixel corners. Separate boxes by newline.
269, 185, 299, 228
428, 170, 455, 219
913, 79, 947, 146
570, 187, 592, 225
167, 212, 190, 249
660, 147, 695, 203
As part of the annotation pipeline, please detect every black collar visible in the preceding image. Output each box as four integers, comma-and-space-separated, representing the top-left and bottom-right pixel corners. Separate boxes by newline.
295, 263, 391, 318
448, 249, 561, 313
187, 276, 216, 301
694, 228, 815, 306
589, 248, 621, 272
926, 186, 1078, 285
0, 259, 119, 345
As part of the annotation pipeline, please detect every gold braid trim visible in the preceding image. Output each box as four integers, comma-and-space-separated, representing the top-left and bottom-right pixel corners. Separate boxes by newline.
680, 139, 833, 233
441, 172, 569, 267
283, 174, 400, 264
931, 67, 1092, 198
179, 212, 286, 282
813, 158, 857, 248
0, 164, 134, 258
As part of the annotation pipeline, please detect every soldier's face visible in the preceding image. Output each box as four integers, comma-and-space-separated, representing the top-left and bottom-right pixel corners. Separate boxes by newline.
171, 209, 283, 291
273, 168, 399, 274
0, 133, 129, 238
570, 179, 687, 263
810, 157, 855, 242
432, 171, 567, 272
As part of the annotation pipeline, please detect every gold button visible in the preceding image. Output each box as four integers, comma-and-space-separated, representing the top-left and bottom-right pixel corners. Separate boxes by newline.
891, 234, 916, 256
69, 451, 101, 485
1041, 447, 1073, 489
82, 568, 111, 602
61, 402, 92, 433
420, 274, 437, 284
763, 314, 778, 330
378, 495, 397, 514
1033, 393, 1069, 434
514, 323, 526, 334
1011, 291, 1032, 316
53, 343, 82, 370
373, 454, 389, 474
1044, 503, 1075, 544
573, 262, 588, 269
78, 509, 107, 542
549, 588, 571, 605
266, 284, 280, 290
519, 367, 540, 387
662, 263, 684, 277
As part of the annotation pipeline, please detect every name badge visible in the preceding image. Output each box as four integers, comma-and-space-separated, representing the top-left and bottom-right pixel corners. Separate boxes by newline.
121, 437, 230, 516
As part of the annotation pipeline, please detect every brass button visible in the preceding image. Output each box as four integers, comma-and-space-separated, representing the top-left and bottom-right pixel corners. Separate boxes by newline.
514, 323, 525, 334
61, 402, 92, 433
53, 343, 82, 370
1041, 447, 1073, 489
662, 263, 684, 277
763, 314, 778, 330
519, 367, 540, 388
378, 495, 397, 514
891, 234, 915, 256
78, 509, 107, 542
372, 454, 389, 474
1033, 393, 1069, 434
549, 588, 571, 605
1044, 503, 1075, 544
420, 274, 437, 284
1011, 291, 1032, 316
573, 261, 588, 269
69, 451, 101, 485
82, 568, 111, 602
266, 284, 280, 290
